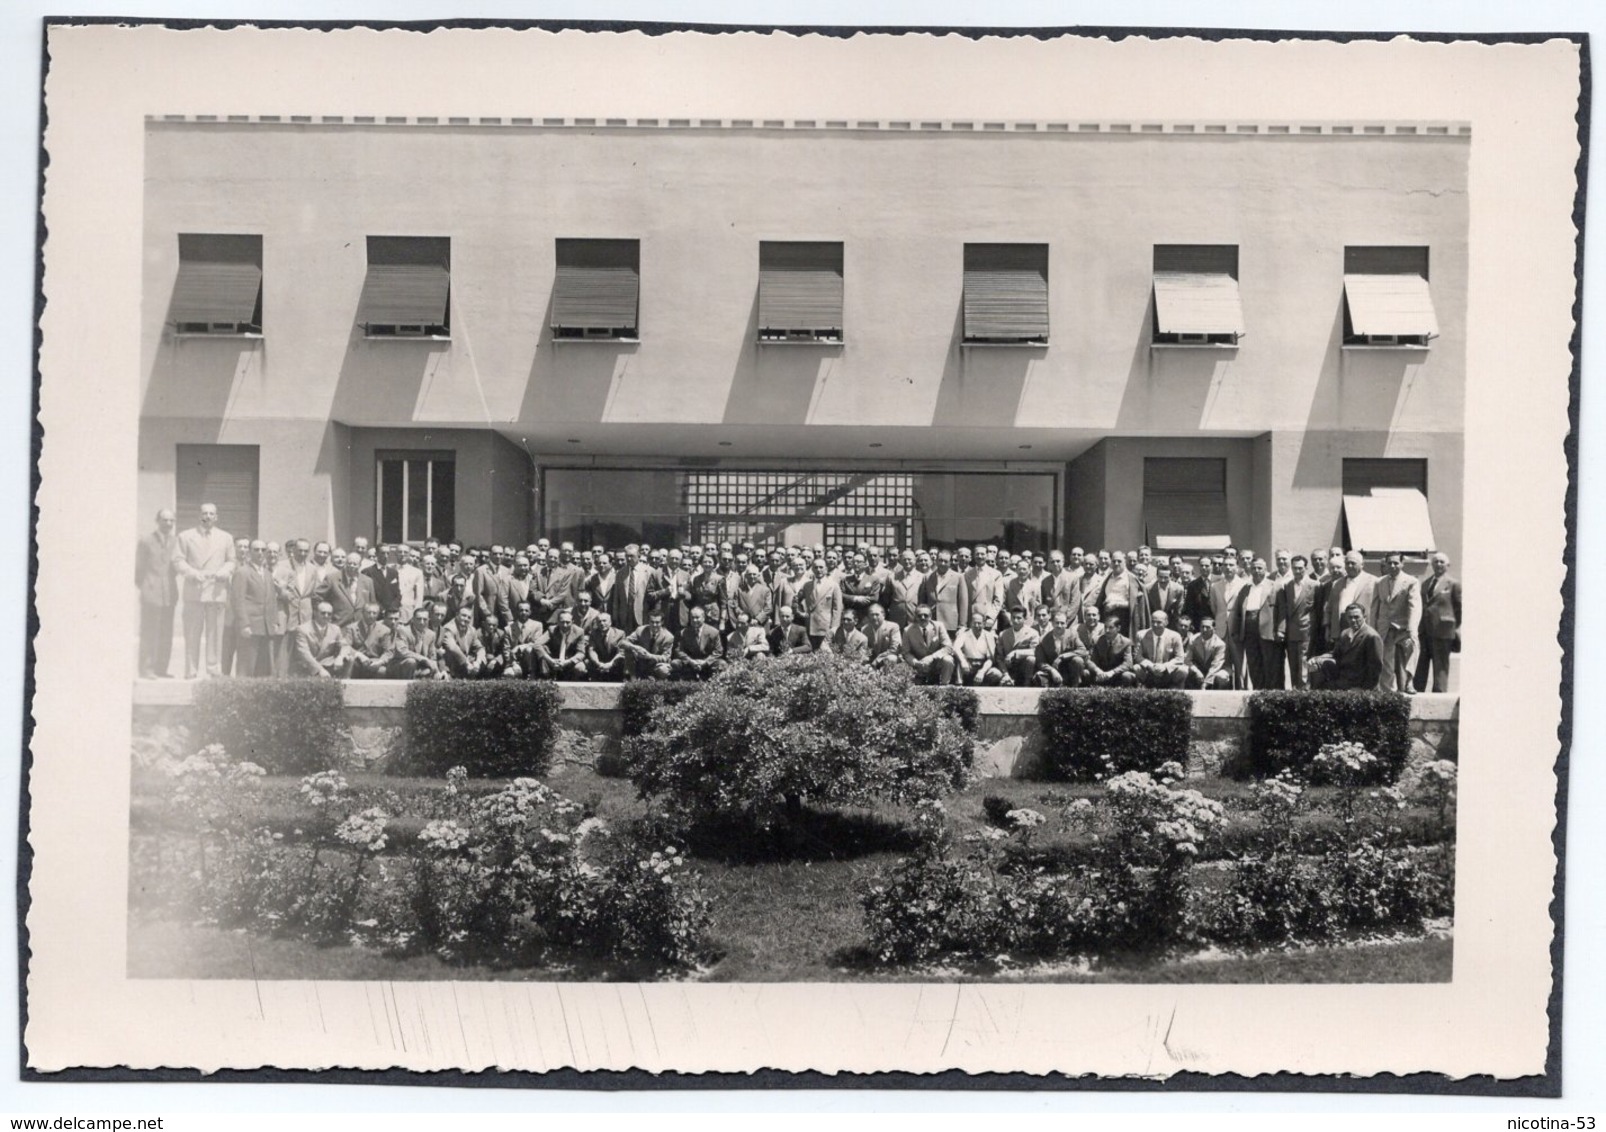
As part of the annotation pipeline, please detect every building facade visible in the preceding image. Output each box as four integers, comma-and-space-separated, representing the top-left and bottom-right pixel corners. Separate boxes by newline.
140, 115, 1467, 562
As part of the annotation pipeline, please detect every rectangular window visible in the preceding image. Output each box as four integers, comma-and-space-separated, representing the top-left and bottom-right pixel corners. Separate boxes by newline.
758, 241, 844, 342
376, 451, 456, 543
1342, 246, 1437, 347
1152, 245, 1243, 345
175, 444, 259, 539
552, 238, 640, 339
170, 234, 263, 335
962, 243, 1049, 344
1341, 457, 1436, 554
1142, 457, 1231, 551
359, 236, 451, 338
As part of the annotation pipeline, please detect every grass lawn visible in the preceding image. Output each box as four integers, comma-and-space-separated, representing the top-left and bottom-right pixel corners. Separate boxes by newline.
129, 758, 1454, 984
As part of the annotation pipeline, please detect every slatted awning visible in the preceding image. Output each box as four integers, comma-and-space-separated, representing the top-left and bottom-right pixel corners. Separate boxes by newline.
171, 234, 262, 325
1153, 271, 1245, 336
759, 242, 843, 335
963, 244, 1049, 341
1343, 488, 1437, 554
553, 239, 640, 331
1344, 273, 1439, 338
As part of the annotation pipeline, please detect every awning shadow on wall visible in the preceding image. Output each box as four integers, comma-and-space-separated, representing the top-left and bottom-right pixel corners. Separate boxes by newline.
1113, 297, 1235, 432
519, 291, 638, 427
931, 304, 1039, 428
722, 292, 842, 426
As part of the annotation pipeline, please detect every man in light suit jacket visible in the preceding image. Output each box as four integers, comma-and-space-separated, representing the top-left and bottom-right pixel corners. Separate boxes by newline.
1274, 554, 1320, 690
1134, 610, 1188, 689
171, 503, 235, 678
796, 559, 844, 651
1413, 552, 1462, 693
135, 508, 179, 678
1370, 553, 1422, 692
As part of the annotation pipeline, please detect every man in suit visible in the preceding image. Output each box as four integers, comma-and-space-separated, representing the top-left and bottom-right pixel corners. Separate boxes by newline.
797, 558, 844, 652
228, 540, 277, 677
1413, 552, 1462, 693
672, 606, 725, 681
1275, 553, 1320, 690
1134, 610, 1188, 689
827, 608, 870, 662
136, 508, 179, 678
900, 604, 956, 686
622, 609, 676, 681
1085, 611, 1136, 687
864, 603, 904, 670
172, 503, 236, 679
318, 552, 377, 628
1310, 603, 1387, 690
1185, 615, 1232, 690
1370, 552, 1422, 693
1325, 551, 1378, 653
290, 601, 355, 679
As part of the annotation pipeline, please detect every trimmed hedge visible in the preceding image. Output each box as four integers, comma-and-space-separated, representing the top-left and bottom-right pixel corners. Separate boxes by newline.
192, 678, 350, 775
920, 686, 981, 735
1036, 689, 1193, 781
404, 680, 564, 778
619, 681, 701, 737
1246, 690, 1411, 784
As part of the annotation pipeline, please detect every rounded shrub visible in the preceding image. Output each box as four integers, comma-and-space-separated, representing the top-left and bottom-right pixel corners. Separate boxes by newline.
625, 652, 973, 825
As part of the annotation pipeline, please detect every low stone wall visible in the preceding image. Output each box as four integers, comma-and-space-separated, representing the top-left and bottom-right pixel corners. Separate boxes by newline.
131, 680, 1459, 782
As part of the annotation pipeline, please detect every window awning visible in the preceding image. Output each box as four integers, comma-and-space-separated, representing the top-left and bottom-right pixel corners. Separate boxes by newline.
171, 235, 262, 325
963, 245, 1049, 341
1153, 271, 1245, 336
359, 264, 450, 327
1343, 488, 1437, 554
553, 240, 640, 331
759, 243, 843, 334
1343, 273, 1439, 338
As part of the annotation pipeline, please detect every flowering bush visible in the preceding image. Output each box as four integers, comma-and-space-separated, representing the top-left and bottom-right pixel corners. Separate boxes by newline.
626, 652, 973, 828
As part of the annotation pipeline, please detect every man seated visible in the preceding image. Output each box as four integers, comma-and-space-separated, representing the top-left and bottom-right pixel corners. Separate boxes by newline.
1134, 609, 1188, 689
586, 611, 629, 681
622, 610, 675, 681
951, 610, 1002, 686
1184, 615, 1232, 690
900, 604, 956, 686
439, 605, 488, 679
394, 607, 440, 679
995, 606, 1041, 687
672, 606, 726, 681
537, 608, 589, 681
863, 603, 903, 670
1308, 603, 1387, 690
1084, 611, 1136, 687
291, 601, 355, 679
826, 607, 870, 661
769, 604, 811, 657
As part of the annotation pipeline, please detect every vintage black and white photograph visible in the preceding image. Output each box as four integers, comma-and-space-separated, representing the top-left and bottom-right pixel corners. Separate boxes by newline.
26, 23, 1580, 1078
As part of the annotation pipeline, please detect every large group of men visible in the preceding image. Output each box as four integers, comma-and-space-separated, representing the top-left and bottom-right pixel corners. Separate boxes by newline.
137, 503, 1462, 694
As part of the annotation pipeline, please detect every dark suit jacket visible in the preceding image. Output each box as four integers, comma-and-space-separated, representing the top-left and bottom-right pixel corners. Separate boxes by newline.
1418, 573, 1463, 641
136, 531, 178, 606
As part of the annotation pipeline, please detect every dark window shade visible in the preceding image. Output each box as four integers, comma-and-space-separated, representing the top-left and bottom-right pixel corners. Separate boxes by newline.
553, 239, 640, 333
963, 243, 1049, 342
1153, 245, 1238, 276
1143, 458, 1228, 543
360, 236, 450, 329
759, 241, 844, 336
1344, 246, 1430, 278
171, 234, 263, 327
175, 444, 259, 540
1342, 457, 1428, 496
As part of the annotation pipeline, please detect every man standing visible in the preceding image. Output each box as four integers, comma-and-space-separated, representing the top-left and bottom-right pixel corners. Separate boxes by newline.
1134, 610, 1188, 689
136, 508, 179, 678
1414, 552, 1462, 693
1371, 553, 1422, 693
171, 503, 236, 679
1275, 554, 1319, 690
